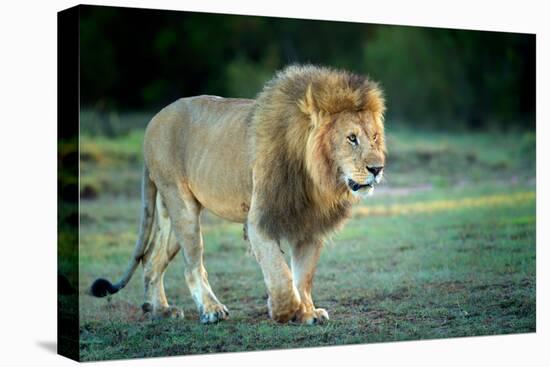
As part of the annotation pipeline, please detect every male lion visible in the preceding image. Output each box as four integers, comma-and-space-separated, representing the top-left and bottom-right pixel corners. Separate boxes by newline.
91, 65, 386, 325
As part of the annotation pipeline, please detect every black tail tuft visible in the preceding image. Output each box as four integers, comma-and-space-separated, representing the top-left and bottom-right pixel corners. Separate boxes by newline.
90, 278, 119, 297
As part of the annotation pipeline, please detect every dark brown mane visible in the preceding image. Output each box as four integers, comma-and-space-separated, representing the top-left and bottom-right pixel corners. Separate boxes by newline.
250, 64, 385, 242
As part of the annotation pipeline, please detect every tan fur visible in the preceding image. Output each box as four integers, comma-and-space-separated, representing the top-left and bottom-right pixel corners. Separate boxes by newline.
114, 65, 386, 324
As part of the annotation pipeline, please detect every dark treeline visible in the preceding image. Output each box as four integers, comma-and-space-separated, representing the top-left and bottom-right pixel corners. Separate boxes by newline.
80, 5, 535, 130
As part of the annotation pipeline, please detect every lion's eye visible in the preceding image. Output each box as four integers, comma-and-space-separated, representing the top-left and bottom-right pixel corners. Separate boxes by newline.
347, 134, 358, 145
373, 133, 378, 142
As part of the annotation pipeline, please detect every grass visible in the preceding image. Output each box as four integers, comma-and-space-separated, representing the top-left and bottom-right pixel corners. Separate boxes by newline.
74, 112, 536, 361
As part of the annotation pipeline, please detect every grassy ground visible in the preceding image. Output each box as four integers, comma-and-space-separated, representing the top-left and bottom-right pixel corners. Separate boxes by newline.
75, 113, 535, 361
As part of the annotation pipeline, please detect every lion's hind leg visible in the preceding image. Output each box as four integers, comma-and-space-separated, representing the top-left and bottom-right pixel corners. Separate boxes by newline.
159, 183, 229, 324
141, 194, 183, 319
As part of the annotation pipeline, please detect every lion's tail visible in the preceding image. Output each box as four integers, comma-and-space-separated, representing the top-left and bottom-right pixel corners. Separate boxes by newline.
89, 165, 156, 298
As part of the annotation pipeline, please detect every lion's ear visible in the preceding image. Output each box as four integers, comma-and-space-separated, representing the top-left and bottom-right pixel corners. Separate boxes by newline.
298, 84, 317, 116
298, 84, 325, 127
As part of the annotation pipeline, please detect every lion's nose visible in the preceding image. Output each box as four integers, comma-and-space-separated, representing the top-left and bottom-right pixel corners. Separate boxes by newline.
367, 165, 383, 176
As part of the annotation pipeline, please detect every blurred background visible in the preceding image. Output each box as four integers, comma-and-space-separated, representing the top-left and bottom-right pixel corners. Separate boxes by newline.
71, 6, 536, 360
79, 6, 535, 133
76, 5, 536, 199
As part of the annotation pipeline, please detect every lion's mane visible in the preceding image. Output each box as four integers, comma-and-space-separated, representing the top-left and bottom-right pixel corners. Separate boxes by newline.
250, 65, 385, 242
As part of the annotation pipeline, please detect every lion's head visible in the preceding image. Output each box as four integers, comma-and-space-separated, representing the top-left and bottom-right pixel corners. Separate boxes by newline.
299, 85, 386, 199
252, 65, 386, 241
325, 111, 385, 197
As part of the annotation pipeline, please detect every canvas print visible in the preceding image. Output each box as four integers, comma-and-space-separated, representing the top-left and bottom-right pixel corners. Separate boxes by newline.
57, 4, 536, 362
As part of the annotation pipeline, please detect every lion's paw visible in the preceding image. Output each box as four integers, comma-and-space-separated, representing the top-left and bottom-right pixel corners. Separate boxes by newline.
293, 308, 329, 325
268, 294, 302, 323
199, 303, 229, 324
142, 303, 184, 320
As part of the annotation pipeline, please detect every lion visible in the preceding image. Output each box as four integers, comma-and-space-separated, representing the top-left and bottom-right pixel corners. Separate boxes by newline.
90, 65, 386, 325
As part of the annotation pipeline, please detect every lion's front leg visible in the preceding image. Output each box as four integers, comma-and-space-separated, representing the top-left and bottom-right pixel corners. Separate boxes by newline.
289, 239, 329, 325
247, 218, 301, 323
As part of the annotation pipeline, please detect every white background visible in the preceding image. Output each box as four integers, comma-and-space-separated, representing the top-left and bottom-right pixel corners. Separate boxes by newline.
0, 0, 547, 366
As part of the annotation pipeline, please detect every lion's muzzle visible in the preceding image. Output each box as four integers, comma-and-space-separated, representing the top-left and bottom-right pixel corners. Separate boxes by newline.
347, 178, 373, 192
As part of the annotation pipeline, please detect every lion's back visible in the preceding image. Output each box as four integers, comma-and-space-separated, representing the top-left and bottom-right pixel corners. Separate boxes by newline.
144, 95, 255, 223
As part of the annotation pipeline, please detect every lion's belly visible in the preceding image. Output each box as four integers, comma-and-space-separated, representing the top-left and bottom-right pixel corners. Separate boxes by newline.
181, 96, 254, 223
190, 184, 251, 223
185, 144, 253, 223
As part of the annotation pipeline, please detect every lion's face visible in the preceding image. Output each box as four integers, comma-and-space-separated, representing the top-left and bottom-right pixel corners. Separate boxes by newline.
328, 111, 386, 198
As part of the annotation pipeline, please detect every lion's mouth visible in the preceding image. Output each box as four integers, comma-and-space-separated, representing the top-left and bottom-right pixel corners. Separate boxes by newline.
347, 178, 373, 192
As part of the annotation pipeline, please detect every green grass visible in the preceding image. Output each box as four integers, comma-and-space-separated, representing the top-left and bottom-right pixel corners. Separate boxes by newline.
75, 115, 536, 361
